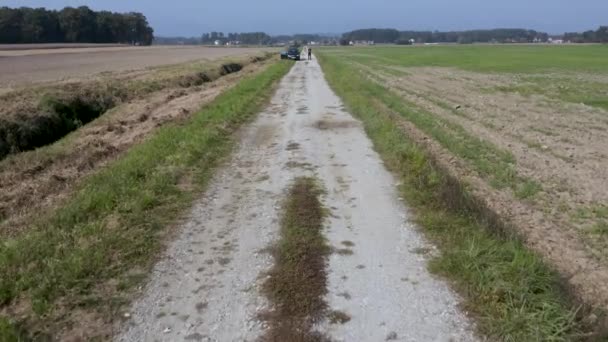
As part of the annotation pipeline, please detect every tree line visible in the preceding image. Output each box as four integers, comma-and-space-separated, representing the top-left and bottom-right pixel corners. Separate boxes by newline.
564, 26, 608, 43
341, 28, 549, 44
159, 32, 336, 46
0, 6, 154, 45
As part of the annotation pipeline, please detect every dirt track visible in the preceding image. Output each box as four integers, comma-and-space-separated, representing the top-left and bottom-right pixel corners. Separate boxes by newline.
0, 46, 269, 87
118, 57, 476, 341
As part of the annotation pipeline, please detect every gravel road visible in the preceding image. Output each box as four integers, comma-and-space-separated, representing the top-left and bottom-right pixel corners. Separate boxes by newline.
117, 57, 477, 341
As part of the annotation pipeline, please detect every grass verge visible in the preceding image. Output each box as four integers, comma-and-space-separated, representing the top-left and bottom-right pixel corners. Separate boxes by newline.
262, 177, 331, 342
317, 51, 590, 341
0, 59, 292, 340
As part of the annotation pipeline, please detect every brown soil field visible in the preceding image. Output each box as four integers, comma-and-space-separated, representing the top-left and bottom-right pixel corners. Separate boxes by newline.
0, 52, 276, 239
364, 64, 608, 309
0, 43, 125, 51
0, 46, 272, 90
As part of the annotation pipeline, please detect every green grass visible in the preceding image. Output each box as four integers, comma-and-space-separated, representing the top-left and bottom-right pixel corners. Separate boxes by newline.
591, 221, 608, 236
574, 205, 608, 222
515, 180, 543, 199
0, 60, 292, 339
324, 45, 608, 112
317, 50, 585, 341
323, 45, 608, 73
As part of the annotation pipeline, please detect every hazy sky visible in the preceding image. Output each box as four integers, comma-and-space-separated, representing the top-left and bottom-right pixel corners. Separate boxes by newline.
3, 0, 606, 36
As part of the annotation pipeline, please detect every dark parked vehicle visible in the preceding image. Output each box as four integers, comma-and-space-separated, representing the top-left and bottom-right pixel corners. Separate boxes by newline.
280, 47, 301, 61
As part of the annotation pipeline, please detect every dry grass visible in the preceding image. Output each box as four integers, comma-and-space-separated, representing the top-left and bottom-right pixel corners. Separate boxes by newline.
0, 53, 273, 160
313, 119, 359, 130
261, 177, 331, 342
0, 53, 275, 239
327, 310, 351, 325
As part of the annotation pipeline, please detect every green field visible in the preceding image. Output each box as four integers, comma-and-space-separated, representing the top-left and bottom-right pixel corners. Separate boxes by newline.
324, 44, 608, 111
325, 44, 608, 73
317, 45, 608, 341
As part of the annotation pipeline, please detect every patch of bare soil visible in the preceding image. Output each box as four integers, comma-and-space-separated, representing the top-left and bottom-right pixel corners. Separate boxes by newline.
383, 67, 608, 205
0, 46, 272, 88
0, 57, 274, 239
368, 65, 608, 310
0, 43, 125, 52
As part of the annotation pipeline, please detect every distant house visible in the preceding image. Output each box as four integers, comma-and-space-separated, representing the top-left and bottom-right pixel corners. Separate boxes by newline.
352, 40, 375, 46
548, 37, 564, 44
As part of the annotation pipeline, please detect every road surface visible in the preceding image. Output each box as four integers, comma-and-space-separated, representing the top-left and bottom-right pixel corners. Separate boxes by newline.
117, 57, 477, 341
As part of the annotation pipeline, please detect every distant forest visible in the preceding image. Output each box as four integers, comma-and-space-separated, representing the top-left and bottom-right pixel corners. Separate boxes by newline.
201, 32, 272, 45
155, 33, 336, 45
564, 26, 608, 43
3, 6, 604, 47
342, 27, 608, 44
159, 28, 608, 47
0, 6, 154, 45
341, 28, 550, 44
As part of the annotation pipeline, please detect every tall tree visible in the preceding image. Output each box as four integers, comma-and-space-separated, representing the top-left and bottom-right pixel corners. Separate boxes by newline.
0, 7, 24, 43
0, 6, 154, 45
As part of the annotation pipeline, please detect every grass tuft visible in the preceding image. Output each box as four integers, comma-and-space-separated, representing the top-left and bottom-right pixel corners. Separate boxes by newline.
262, 177, 331, 342
515, 180, 543, 199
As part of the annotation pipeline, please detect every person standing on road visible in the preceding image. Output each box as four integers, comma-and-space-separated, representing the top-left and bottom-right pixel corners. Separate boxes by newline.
308, 47, 312, 60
